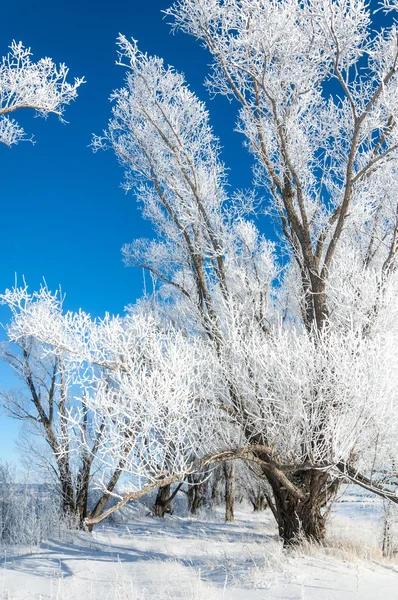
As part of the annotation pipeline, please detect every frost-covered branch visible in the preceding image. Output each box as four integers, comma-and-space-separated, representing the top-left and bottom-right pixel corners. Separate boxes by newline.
0, 41, 84, 146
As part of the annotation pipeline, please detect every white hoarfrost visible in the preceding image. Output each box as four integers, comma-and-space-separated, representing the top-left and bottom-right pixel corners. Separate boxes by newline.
0, 41, 84, 146
1, 286, 225, 524
3, 0, 398, 541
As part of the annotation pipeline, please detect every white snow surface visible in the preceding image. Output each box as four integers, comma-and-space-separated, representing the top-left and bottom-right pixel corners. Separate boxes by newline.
1, 494, 398, 599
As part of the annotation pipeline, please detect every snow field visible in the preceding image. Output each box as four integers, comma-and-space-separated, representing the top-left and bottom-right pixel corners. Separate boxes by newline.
1, 495, 398, 599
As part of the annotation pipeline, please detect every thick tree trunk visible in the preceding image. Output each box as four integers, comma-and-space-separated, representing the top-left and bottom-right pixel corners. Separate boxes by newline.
152, 482, 184, 517
267, 469, 328, 545
223, 461, 235, 523
274, 492, 325, 544
61, 481, 75, 517
153, 484, 173, 517
76, 488, 89, 529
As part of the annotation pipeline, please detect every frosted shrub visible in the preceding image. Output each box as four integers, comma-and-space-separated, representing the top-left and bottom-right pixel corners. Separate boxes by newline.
0, 462, 66, 546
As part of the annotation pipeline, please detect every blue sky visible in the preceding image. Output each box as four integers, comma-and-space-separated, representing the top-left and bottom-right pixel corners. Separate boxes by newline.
0, 0, 254, 465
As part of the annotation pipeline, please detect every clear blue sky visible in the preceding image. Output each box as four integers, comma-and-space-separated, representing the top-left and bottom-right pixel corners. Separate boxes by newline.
0, 0, 254, 464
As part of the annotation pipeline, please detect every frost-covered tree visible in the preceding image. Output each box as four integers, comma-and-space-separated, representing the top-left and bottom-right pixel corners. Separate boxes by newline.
4, 0, 398, 545
0, 41, 83, 147
91, 8, 398, 544
0, 287, 225, 528
0, 334, 107, 527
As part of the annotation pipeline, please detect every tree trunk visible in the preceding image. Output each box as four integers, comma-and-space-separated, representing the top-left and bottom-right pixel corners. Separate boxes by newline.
75, 465, 90, 529
59, 460, 75, 518
266, 469, 328, 545
87, 463, 126, 532
211, 466, 223, 507
153, 484, 173, 517
188, 474, 208, 514
224, 461, 235, 523
76, 487, 89, 529
251, 491, 267, 512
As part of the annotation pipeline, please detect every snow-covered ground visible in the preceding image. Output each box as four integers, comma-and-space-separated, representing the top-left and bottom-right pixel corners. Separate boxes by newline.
1, 493, 398, 599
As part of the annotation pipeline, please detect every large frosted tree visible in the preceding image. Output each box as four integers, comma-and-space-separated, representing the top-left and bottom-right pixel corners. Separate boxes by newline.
97, 0, 398, 543
3, 0, 398, 545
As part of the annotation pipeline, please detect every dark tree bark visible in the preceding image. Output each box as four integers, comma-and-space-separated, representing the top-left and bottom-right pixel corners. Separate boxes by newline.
223, 461, 235, 523
152, 482, 183, 517
75, 460, 91, 528
187, 473, 208, 514
265, 468, 329, 545
153, 484, 173, 517
58, 458, 76, 517
211, 466, 223, 507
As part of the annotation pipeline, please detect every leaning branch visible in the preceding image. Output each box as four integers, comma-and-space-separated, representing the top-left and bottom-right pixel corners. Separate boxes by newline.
336, 462, 398, 505
85, 445, 321, 526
